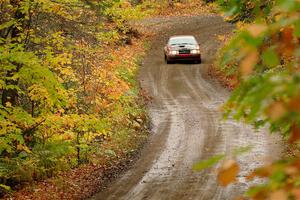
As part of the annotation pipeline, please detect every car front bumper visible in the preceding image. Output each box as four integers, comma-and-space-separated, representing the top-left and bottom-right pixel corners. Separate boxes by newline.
167, 53, 201, 61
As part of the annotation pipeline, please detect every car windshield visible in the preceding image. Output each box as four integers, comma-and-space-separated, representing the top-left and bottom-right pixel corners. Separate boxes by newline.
168, 36, 197, 45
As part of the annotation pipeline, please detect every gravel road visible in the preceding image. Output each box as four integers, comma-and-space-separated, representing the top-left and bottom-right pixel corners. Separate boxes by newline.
90, 14, 282, 200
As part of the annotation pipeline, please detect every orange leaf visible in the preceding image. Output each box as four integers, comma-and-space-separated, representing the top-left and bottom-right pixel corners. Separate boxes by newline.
289, 123, 300, 143
291, 189, 300, 199
266, 101, 287, 121
249, 165, 274, 179
287, 95, 300, 113
281, 27, 294, 44
240, 51, 259, 76
284, 166, 298, 175
217, 159, 240, 186
246, 171, 256, 181
280, 27, 295, 57
269, 190, 288, 200
247, 24, 267, 38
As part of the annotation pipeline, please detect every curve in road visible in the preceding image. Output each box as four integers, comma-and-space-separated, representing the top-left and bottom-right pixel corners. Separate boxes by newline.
90, 14, 281, 200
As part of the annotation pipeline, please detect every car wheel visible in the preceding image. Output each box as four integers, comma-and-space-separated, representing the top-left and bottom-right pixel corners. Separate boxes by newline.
195, 58, 202, 64
165, 55, 173, 64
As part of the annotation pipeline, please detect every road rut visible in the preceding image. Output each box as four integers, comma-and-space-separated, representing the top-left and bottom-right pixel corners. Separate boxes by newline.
90, 14, 282, 200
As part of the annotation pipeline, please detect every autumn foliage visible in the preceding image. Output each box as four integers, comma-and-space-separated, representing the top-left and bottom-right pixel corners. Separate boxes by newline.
208, 0, 300, 199
219, 1, 300, 199
0, 0, 153, 195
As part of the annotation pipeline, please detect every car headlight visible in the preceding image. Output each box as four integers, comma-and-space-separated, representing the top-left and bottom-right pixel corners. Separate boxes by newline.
169, 50, 178, 55
191, 49, 200, 54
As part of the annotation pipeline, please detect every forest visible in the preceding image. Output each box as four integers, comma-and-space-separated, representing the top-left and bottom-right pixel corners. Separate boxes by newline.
0, 0, 152, 197
1, 0, 300, 199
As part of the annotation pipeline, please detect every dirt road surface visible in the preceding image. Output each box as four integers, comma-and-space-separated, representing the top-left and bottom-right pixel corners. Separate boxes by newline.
90, 14, 282, 200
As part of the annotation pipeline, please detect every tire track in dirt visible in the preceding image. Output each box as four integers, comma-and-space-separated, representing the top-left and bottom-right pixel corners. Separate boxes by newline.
90, 14, 282, 200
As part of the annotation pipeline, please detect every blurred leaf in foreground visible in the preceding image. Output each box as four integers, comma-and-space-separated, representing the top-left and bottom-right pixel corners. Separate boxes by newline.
218, 159, 240, 186
193, 154, 225, 171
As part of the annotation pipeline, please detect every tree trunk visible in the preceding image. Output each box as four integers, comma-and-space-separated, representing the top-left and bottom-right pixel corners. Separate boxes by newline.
1, 0, 28, 106
168, 0, 174, 8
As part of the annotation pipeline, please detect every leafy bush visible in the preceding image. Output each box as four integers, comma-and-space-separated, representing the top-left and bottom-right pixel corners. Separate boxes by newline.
0, 0, 149, 194
101, 0, 154, 44
217, 0, 274, 22
217, 0, 300, 137
205, 0, 300, 199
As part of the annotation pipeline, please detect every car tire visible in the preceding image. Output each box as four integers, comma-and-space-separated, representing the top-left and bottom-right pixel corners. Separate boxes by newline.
165, 55, 173, 64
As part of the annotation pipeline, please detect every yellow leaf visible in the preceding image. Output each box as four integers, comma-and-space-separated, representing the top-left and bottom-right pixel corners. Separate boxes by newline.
5, 102, 12, 107
217, 35, 226, 42
17, 144, 31, 153
269, 190, 288, 200
247, 24, 267, 38
16, 144, 23, 151
217, 159, 240, 186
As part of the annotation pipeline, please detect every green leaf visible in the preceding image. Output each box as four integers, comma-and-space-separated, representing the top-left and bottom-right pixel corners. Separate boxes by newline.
0, 184, 11, 191
276, 0, 300, 12
224, 6, 238, 17
246, 185, 267, 197
294, 19, 300, 37
193, 154, 225, 171
270, 170, 287, 183
232, 146, 252, 156
0, 20, 15, 31
262, 48, 280, 67
105, 149, 117, 157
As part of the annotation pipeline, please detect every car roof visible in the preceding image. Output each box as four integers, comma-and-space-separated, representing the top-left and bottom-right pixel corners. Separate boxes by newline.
169, 35, 196, 39
168, 35, 198, 44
